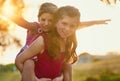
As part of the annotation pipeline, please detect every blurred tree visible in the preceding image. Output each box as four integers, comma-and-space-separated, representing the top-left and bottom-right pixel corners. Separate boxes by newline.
0, 0, 24, 54
10, 0, 25, 16
0, 0, 5, 7
101, 0, 120, 5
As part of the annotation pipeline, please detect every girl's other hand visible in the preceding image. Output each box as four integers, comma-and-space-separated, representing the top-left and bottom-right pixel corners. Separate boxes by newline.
36, 77, 51, 81
52, 74, 63, 81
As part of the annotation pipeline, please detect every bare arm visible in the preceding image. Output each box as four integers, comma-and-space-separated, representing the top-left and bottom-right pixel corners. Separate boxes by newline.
78, 19, 111, 29
15, 36, 44, 72
1, 10, 39, 32
9, 15, 39, 32
62, 63, 72, 81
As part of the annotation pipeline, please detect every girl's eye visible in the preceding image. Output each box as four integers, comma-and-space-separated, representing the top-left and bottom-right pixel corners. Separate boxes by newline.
62, 22, 67, 26
49, 19, 53, 23
70, 24, 76, 28
41, 18, 45, 21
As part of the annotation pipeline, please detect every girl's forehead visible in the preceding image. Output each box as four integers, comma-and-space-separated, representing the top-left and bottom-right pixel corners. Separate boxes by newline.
61, 15, 78, 24
41, 12, 54, 16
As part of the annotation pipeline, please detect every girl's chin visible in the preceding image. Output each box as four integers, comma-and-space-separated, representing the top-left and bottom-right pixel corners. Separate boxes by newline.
43, 29, 49, 32
61, 35, 67, 39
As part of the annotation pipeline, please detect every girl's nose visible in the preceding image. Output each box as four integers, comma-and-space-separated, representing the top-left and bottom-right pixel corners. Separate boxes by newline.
65, 26, 70, 31
45, 21, 49, 25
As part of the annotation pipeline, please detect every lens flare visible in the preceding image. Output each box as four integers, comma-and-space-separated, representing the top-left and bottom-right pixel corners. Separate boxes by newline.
1, 0, 16, 19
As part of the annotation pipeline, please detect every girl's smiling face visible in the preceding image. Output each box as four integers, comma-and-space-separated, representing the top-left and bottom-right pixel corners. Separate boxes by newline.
56, 15, 77, 39
38, 13, 54, 32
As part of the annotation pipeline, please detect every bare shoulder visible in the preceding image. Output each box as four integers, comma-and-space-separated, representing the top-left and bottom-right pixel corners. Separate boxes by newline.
27, 36, 45, 56
32, 36, 44, 46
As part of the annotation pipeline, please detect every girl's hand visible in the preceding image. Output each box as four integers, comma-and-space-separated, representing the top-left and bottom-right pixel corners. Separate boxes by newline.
95, 19, 111, 24
52, 74, 63, 81
35, 77, 51, 81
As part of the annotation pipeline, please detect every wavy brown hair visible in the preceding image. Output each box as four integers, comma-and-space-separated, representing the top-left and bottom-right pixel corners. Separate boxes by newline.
38, 2, 58, 18
46, 6, 80, 64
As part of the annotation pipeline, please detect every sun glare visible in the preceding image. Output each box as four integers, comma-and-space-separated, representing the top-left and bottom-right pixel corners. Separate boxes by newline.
1, 0, 16, 19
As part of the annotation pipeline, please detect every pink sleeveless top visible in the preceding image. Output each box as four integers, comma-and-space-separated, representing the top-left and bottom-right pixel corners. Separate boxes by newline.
17, 22, 42, 55
34, 34, 65, 79
26, 22, 42, 45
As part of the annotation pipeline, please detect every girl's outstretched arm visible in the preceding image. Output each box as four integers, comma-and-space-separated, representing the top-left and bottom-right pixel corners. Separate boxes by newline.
1, 11, 38, 32
78, 19, 111, 29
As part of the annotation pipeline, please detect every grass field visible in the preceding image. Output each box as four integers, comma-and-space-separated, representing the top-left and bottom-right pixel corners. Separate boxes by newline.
0, 71, 21, 81
1, 56, 120, 81
73, 56, 120, 81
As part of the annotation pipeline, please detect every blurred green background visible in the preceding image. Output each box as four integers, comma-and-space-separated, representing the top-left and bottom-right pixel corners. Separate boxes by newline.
1, 55, 120, 81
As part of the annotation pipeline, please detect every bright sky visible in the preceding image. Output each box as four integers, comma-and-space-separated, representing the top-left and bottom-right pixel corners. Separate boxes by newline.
23, 0, 120, 54
0, 0, 120, 64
